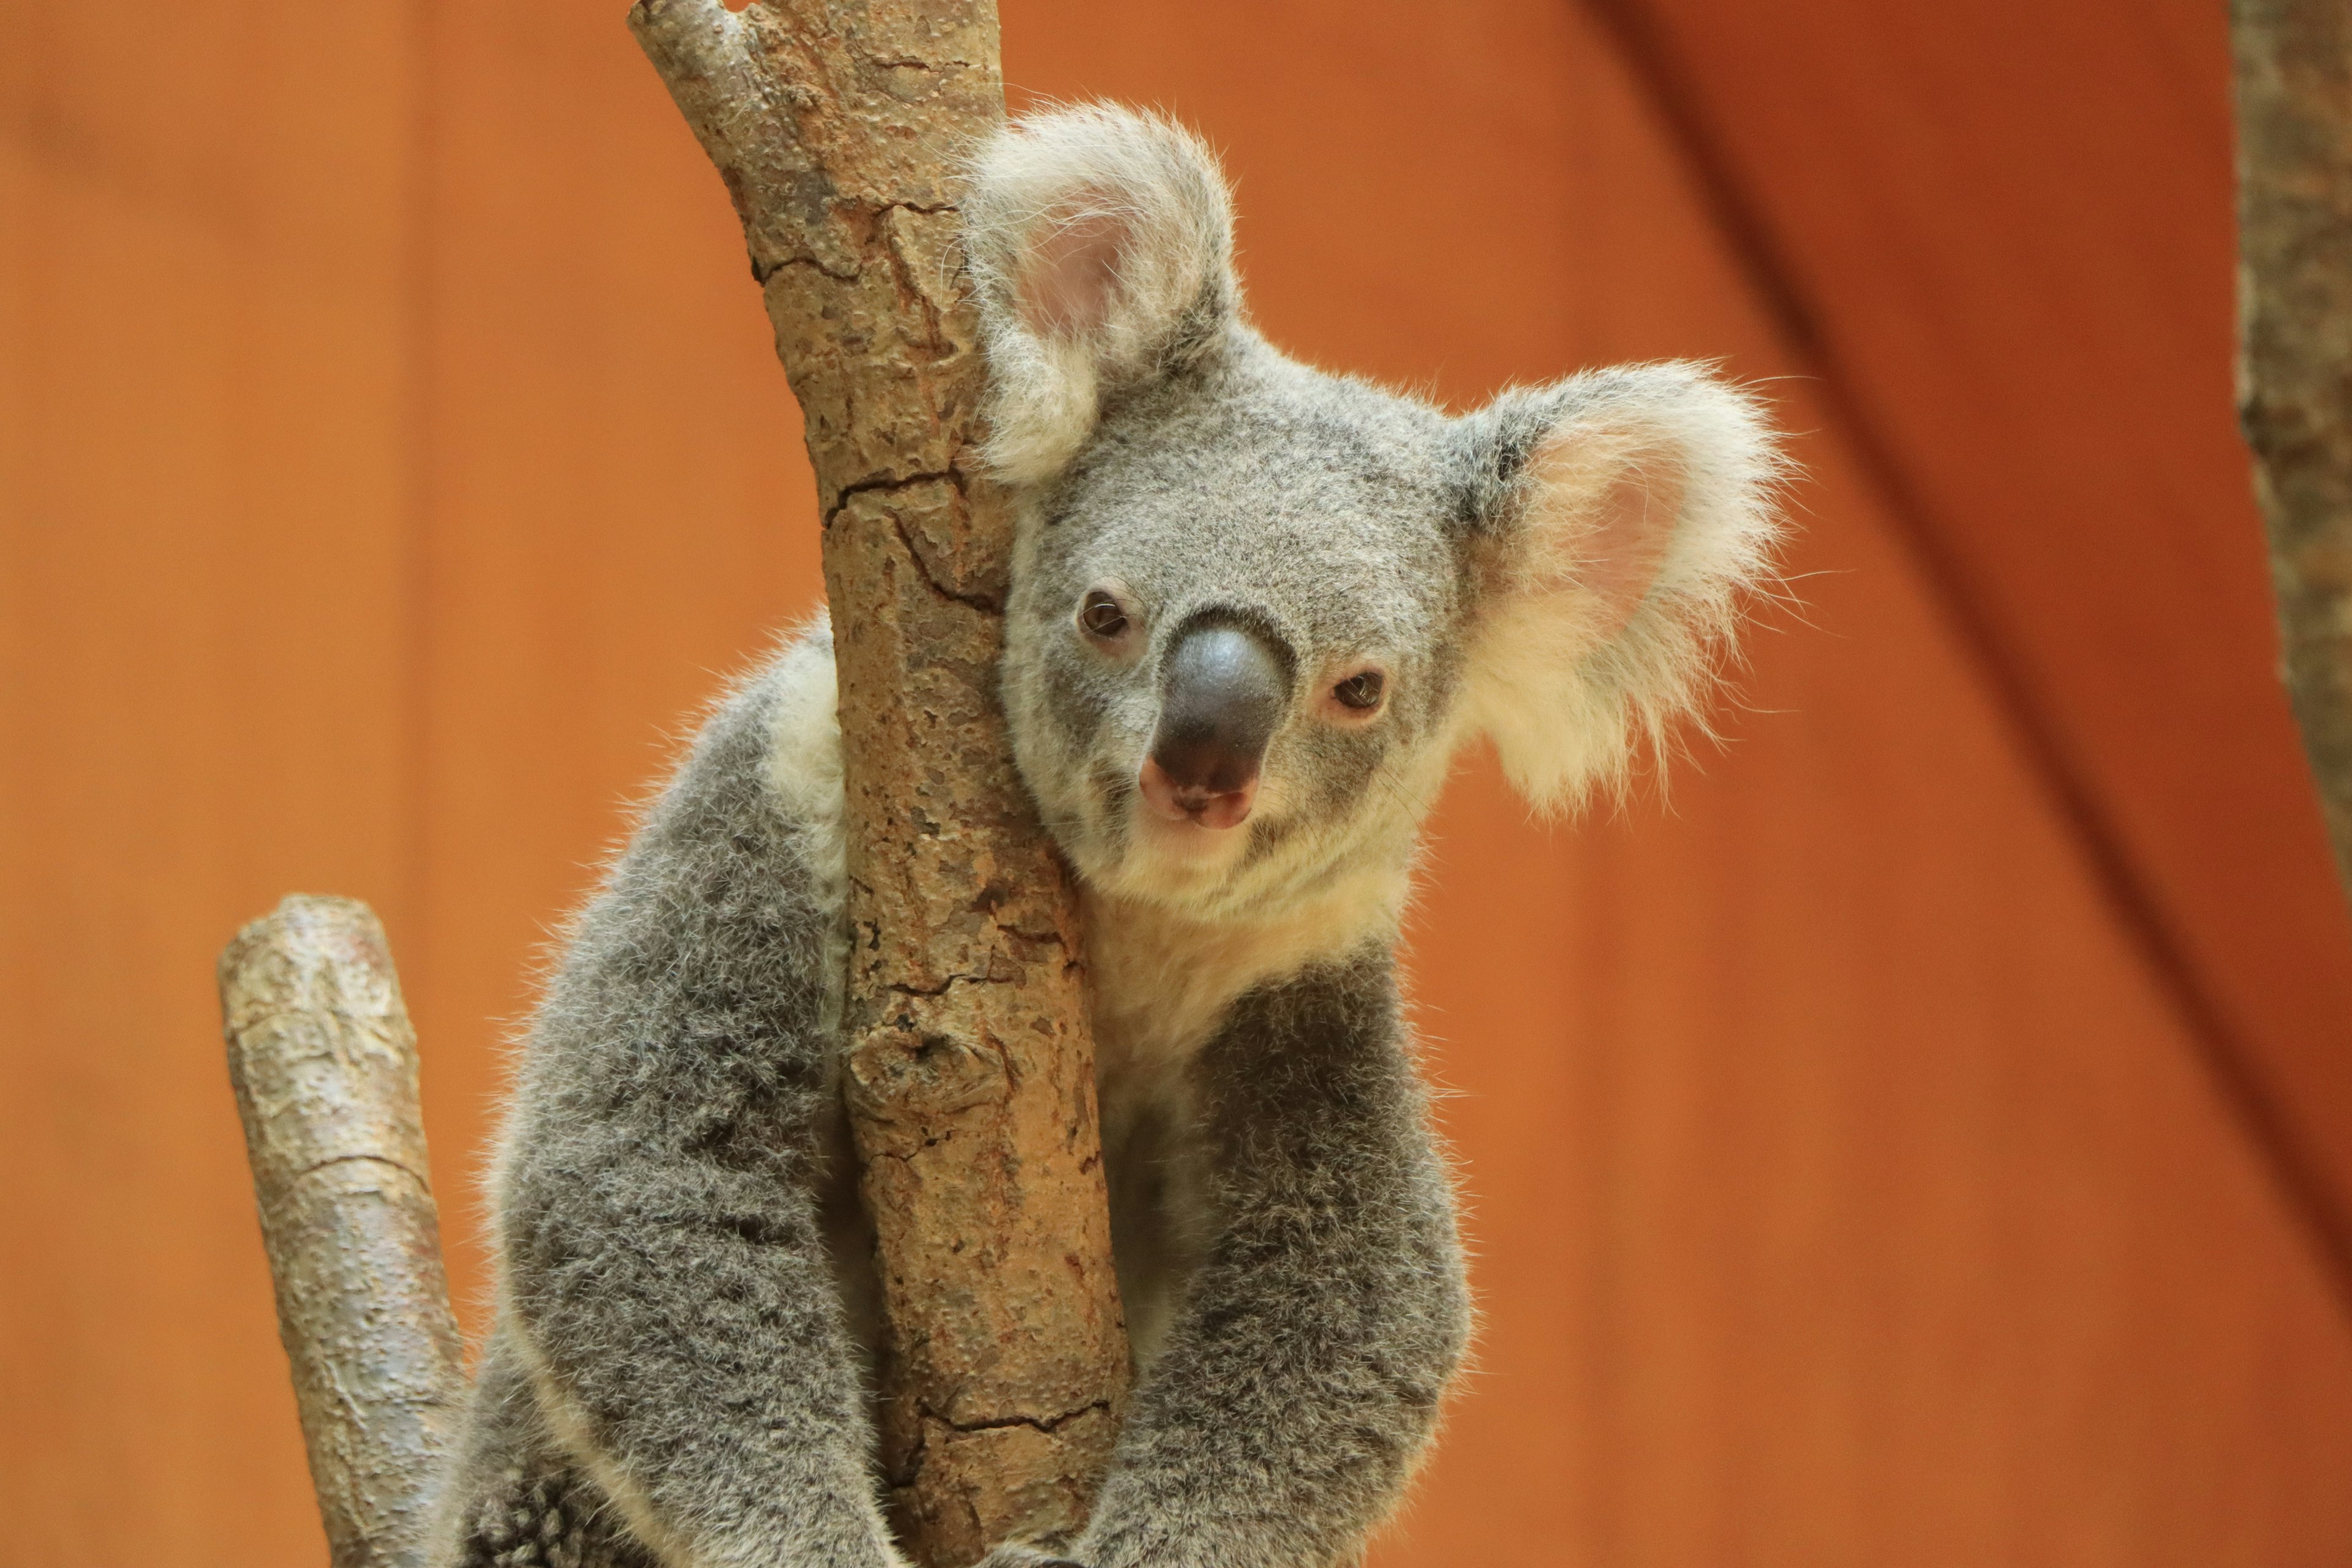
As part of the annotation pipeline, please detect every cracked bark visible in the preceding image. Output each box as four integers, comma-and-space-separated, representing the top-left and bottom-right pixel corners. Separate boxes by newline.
628, 3, 1128, 1565
219, 895, 466, 1568
2236, 0, 2352, 901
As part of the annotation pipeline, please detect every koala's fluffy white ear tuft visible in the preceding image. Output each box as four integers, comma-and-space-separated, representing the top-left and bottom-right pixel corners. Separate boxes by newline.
963, 104, 1239, 484
1454, 363, 1787, 812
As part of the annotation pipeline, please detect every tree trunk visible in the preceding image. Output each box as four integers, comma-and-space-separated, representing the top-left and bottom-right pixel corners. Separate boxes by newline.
627, 4, 1129, 1564
219, 895, 467, 1568
2236, 0, 2352, 902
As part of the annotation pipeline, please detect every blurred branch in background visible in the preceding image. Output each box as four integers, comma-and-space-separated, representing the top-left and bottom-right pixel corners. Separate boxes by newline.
2237, 0, 2352, 903
219, 897, 464, 1568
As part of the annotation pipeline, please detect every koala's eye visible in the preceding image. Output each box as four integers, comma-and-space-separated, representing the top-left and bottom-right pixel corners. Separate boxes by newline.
1078, 588, 1132, 643
1333, 670, 1386, 711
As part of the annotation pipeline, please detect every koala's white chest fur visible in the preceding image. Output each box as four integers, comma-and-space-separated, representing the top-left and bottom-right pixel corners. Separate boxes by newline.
1083, 880, 1402, 1073
1080, 873, 1403, 1357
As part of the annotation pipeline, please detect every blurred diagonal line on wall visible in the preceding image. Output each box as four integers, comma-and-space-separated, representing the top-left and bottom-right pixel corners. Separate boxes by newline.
1581, 0, 2352, 1309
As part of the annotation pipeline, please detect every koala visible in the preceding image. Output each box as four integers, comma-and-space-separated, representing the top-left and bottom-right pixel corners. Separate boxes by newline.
431, 105, 1781, 1568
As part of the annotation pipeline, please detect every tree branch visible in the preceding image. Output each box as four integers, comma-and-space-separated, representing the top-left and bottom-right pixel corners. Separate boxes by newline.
628, 3, 1129, 1563
2236, 0, 2352, 901
219, 895, 466, 1568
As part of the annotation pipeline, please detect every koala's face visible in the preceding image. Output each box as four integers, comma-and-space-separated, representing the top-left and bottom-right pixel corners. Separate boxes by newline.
1003, 354, 1476, 917
967, 107, 1784, 922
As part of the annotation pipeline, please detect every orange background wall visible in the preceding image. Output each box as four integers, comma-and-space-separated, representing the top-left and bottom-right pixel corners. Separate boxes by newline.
6, 2, 2352, 1565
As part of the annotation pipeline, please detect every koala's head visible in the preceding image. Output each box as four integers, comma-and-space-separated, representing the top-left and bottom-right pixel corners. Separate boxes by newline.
966, 106, 1784, 924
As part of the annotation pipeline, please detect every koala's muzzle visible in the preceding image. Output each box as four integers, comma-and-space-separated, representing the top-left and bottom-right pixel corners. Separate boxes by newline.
1140, 622, 1287, 830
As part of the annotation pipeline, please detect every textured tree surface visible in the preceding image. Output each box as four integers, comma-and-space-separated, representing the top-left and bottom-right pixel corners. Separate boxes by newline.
628, 3, 1129, 1564
219, 895, 466, 1568
2236, 0, 2352, 900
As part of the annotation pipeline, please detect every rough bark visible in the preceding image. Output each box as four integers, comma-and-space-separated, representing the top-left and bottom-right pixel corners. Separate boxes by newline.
627, 4, 1129, 1564
2236, 0, 2352, 901
219, 894, 466, 1568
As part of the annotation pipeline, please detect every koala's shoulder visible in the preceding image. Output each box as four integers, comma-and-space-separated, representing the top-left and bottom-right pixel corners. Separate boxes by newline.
744, 630, 850, 914
756, 629, 845, 829
600, 628, 845, 908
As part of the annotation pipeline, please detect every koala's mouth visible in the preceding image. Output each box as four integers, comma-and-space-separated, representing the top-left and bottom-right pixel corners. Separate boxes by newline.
1136, 755, 1257, 831
1132, 806, 1250, 863
1079, 760, 1261, 905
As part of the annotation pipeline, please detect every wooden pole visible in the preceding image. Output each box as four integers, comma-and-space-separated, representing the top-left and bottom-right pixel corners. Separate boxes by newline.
627, 4, 1129, 1563
219, 895, 466, 1568
2235, 0, 2352, 902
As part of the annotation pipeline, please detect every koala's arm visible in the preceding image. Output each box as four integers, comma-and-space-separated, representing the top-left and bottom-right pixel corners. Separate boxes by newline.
1072, 953, 1472, 1568
480, 645, 900, 1568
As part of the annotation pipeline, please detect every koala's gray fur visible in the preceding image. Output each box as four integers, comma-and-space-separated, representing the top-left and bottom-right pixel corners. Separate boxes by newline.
431, 104, 1783, 1568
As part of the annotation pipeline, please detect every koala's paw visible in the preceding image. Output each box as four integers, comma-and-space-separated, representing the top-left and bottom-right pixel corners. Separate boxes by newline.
975, 1544, 1090, 1568
455, 1464, 653, 1568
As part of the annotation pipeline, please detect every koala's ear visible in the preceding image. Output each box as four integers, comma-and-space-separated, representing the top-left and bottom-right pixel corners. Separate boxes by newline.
1451, 363, 1787, 812
963, 104, 1239, 484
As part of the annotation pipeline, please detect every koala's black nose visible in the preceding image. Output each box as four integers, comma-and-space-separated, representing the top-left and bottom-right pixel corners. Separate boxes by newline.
1142, 621, 1288, 827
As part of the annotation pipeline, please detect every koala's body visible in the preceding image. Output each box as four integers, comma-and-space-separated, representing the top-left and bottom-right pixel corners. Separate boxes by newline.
432, 107, 1781, 1568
